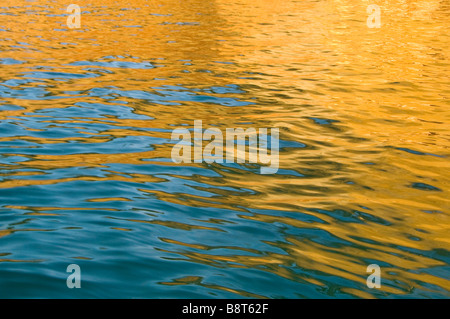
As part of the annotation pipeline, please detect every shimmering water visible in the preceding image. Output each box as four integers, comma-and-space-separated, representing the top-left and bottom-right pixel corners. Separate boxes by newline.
0, 0, 449, 298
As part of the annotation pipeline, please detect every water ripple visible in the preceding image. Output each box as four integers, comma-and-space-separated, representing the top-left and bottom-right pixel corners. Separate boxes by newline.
0, 0, 449, 299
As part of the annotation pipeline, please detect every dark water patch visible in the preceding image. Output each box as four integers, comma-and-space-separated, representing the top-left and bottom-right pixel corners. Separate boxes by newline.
410, 182, 442, 192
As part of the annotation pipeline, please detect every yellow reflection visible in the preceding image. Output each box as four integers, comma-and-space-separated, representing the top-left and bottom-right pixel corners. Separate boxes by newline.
0, 0, 448, 297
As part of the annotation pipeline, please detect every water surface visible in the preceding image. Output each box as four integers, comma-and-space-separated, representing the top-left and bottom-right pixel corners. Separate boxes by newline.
0, 0, 449, 298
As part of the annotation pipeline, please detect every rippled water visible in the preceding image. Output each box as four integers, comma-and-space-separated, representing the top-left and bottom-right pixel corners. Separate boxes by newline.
0, 0, 449, 298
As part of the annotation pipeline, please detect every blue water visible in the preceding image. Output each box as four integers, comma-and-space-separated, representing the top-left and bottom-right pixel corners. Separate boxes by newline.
0, 1, 449, 298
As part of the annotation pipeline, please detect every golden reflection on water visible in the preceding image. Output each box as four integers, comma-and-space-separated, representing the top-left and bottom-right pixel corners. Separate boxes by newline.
0, 0, 449, 297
